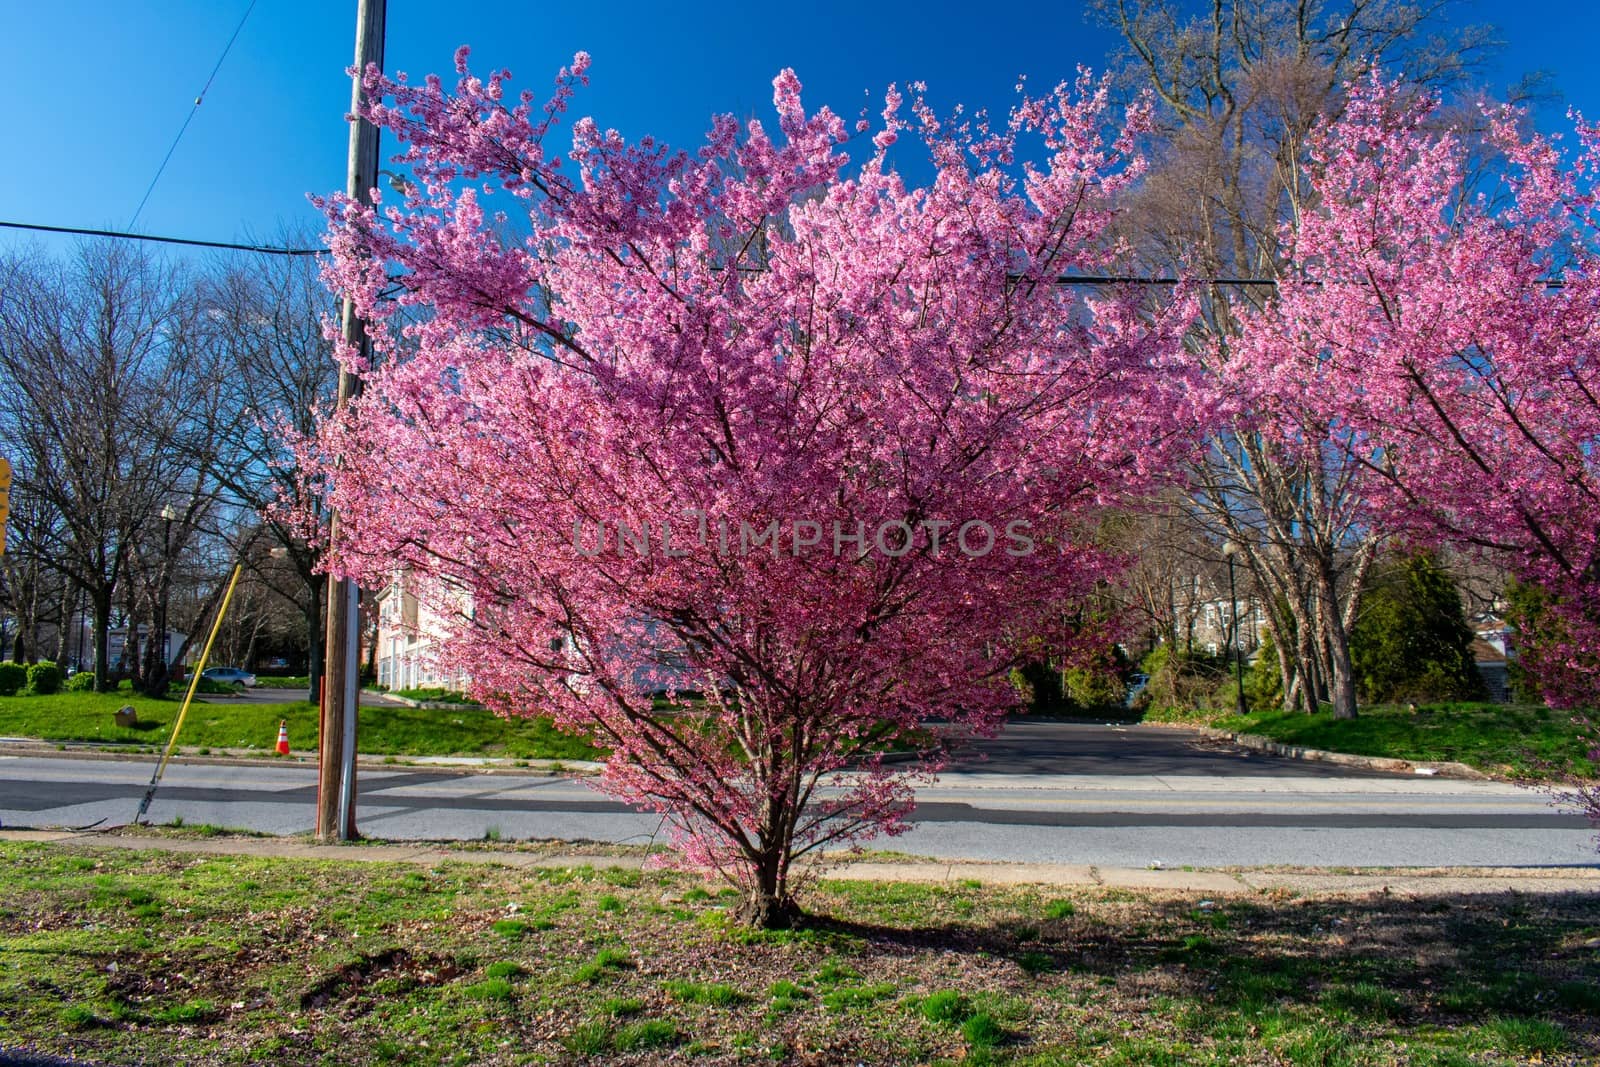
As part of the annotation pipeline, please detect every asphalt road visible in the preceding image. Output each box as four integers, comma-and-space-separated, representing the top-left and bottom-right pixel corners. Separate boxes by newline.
948, 721, 1393, 777
4, 722, 1595, 868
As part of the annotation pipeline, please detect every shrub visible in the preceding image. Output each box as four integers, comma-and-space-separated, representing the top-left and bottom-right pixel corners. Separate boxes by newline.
1503, 578, 1558, 702
0, 662, 25, 696
1011, 650, 1125, 716
1010, 661, 1066, 714
26, 661, 61, 695
1140, 645, 1229, 715
254, 674, 310, 689
1062, 662, 1125, 712
1350, 551, 1483, 704
1244, 630, 1285, 710
64, 671, 97, 692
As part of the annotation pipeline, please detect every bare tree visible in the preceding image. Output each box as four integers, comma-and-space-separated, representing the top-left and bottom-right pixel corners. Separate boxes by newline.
201, 239, 338, 702
0, 243, 236, 692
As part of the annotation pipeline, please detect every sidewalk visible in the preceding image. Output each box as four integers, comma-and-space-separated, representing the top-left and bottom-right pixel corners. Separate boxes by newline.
5, 828, 1597, 897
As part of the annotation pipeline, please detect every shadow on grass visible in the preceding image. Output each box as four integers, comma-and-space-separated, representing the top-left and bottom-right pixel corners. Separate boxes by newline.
798, 888, 1600, 1048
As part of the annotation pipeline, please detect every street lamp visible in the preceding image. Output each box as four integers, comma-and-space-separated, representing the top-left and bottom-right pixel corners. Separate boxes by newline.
156, 506, 178, 689
1222, 541, 1247, 714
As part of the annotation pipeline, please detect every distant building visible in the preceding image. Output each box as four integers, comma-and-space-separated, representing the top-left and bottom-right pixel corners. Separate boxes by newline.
1472, 613, 1515, 703
51, 618, 186, 676
374, 570, 705, 697
373, 575, 468, 692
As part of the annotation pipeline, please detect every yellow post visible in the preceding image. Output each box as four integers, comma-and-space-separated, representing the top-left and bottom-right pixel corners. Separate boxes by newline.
133, 564, 244, 824
0, 456, 12, 555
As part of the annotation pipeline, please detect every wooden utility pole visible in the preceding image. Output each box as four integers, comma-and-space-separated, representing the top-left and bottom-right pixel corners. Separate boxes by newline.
318, 0, 386, 842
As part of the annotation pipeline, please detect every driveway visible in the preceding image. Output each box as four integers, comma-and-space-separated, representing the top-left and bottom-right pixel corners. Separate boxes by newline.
951, 720, 1400, 777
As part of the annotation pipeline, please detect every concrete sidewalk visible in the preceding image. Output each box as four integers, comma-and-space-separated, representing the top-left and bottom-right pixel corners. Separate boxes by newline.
5, 828, 1597, 897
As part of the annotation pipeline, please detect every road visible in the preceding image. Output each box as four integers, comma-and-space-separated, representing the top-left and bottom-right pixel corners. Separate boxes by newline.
946, 721, 1390, 776
2, 722, 1594, 868
203, 685, 401, 707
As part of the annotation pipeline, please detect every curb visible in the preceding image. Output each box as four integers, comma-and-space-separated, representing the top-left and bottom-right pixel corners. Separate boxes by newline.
3, 829, 1596, 896
1159, 723, 1489, 779
363, 690, 488, 712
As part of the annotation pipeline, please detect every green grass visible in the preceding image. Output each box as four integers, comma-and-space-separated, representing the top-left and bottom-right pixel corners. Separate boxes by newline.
612, 1018, 680, 1051
1043, 897, 1076, 919
572, 947, 634, 983
920, 989, 974, 1025
961, 1011, 1005, 1049
665, 979, 747, 1005
0, 690, 602, 760
2, 842, 1597, 1065
252, 675, 311, 690
1196, 701, 1597, 779
391, 687, 479, 705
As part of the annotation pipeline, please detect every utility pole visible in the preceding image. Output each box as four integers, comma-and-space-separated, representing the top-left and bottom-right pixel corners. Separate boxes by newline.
318, 0, 386, 842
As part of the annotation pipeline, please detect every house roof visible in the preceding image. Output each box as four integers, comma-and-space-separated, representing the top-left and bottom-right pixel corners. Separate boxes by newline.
1471, 637, 1507, 664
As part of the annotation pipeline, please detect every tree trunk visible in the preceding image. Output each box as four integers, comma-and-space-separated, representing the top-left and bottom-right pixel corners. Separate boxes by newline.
305, 582, 324, 704
139, 620, 171, 698
1317, 568, 1359, 720
1286, 591, 1319, 713
54, 581, 71, 662
24, 571, 41, 663
91, 589, 113, 692
735, 847, 801, 930
1262, 608, 1296, 713
128, 592, 146, 692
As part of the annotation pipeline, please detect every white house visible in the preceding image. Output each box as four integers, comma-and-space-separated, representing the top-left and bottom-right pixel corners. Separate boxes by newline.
374, 570, 705, 697
373, 575, 469, 692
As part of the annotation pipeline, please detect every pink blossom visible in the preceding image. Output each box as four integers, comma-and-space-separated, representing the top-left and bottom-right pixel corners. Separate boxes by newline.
307, 52, 1192, 922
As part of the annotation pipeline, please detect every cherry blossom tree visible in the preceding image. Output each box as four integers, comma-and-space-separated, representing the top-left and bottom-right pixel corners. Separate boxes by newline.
309, 51, 1192, 925
1234, 74, 1600, 710
1093, 0, 1502, 720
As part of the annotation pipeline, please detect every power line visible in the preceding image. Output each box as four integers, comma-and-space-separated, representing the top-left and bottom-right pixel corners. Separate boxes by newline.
0, 220, 320, 256
1052, 274, 1274, 286
128, 0, 260, 229
0, 220, 1574, 291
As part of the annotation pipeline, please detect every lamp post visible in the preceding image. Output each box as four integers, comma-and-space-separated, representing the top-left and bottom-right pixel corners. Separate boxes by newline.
155, 505, 177, 692
1223, 541, 1246, 714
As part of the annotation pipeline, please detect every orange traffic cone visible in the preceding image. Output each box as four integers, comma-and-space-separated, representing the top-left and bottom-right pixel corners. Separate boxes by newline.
276, 720, 291, 756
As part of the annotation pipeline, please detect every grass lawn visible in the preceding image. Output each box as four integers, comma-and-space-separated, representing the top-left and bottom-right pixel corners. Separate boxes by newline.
0, 692, 602, 762
1, 841, 1597, 1065
1155, 702, 1598, 780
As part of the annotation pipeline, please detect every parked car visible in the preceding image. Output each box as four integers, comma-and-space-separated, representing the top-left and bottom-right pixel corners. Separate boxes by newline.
1123, 672, 1150, 708
202, 667, 257, 688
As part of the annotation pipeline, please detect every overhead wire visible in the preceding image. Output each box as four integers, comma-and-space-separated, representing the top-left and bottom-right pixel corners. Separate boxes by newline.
127, 0, 260, 229
0, 220, 320, 256
0, 220, 1575, 290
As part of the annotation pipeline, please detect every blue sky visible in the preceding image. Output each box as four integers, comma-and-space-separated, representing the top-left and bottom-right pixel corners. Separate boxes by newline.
2, 1, 1596, 257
